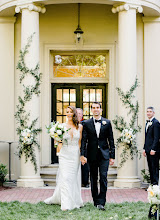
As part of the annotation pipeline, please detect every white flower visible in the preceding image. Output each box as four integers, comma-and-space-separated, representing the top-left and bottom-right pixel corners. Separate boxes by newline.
148, 122, 152, 127
148, 185, 160, 205
21, 128, 33, 145
57, 130, 62, 135
58, 124, 64, 129
50, 132, 54, 137
120, 128, 136, 145
102, 121, 106, 125
55, 55, 62, 64
50, 127, 55, 133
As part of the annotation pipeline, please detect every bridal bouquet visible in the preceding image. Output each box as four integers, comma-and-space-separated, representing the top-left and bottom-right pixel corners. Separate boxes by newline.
46, 121, 69, 147
120, 128, 136, 145
20, 128, 34, 145
148, 185, 160, 214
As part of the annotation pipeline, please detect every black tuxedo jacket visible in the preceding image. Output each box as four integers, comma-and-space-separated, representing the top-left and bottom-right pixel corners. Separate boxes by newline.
144, 118, 160, 154
81, 117, 115, 162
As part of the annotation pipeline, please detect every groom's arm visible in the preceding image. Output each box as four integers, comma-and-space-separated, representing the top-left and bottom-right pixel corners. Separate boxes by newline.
108, 120, 115, 159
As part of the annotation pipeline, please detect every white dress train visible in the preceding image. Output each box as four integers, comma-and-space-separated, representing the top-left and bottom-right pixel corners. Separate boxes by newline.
44, 125, 83, 210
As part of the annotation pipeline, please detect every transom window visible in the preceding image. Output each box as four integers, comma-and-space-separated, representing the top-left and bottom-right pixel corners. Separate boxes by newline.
52, 52, 109, 78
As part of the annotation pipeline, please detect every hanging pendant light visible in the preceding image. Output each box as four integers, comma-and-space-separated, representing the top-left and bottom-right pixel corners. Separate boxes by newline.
74, 3, 84, 42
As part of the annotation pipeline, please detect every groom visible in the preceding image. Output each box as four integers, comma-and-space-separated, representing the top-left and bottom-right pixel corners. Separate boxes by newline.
80, 102, 115, 211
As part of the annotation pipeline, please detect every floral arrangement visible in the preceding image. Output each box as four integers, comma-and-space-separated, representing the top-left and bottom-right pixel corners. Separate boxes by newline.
148, 185, 160, 214
15, 34, 42, 173
120, 128, 136, 145
20, 129, 34, 145
46, 121, 70, 147
113, 77, 141, 167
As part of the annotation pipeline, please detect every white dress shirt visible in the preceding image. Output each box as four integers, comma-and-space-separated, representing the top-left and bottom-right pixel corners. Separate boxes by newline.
146, 116, 154, 132
93, 116, 101, 138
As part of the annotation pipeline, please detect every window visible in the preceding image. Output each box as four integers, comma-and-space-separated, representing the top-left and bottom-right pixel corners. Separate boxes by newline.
53, 53, 108, 78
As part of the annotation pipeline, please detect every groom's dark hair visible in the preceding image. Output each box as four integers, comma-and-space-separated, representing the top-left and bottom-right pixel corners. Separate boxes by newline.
91, 102, 102, 109
147, 106, 155, 112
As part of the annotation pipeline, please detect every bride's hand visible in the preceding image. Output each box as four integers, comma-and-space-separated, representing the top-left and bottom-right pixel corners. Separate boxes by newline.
80, 156, 87, 165
56, 142, 62, 153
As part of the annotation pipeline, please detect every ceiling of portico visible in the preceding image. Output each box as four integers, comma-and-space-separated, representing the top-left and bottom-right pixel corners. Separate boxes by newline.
0, 0, 160, 16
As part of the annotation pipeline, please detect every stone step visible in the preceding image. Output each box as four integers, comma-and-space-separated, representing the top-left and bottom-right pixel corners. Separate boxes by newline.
40, 164, 59, 171
40, 164, 117, 186
43, 178, 115, 187
43, 178, 56, 186
108, 170, 117, 175
40, 171, 58, 175
41, 164, 117, 170
40, 169, 117, 178
108, 179, 115, 186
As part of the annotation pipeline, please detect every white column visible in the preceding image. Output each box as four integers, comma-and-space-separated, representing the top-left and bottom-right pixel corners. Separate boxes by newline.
112, 4, 143, 188
0, 17, 16, 141
15, 4, 46, 187
0, 17, 16, 179
143, 17, 160, 117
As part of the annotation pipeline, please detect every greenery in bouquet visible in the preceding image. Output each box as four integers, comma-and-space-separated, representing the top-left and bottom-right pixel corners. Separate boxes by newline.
113, 77, 141, 168
148, 185, 160, 214
46, 121, 70, 147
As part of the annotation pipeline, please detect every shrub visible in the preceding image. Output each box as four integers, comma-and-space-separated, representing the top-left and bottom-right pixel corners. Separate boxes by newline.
0, 163, 8, 184
141, 169, 150, 183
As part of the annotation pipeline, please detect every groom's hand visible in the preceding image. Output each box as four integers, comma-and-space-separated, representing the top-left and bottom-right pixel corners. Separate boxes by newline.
143, 150, 146, 157
109, 158, 114, 165
80, 156, 87, 165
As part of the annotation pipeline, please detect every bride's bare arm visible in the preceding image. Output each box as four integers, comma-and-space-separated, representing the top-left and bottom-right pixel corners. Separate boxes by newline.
56, 142, 63, 153
78, 124, 83, 149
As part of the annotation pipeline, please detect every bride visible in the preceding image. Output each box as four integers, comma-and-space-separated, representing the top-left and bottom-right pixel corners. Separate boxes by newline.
44, 106, 83, 211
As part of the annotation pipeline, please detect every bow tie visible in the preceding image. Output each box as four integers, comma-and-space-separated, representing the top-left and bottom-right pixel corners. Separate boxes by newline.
146, 120, 151, 123
95, 119, 101, 123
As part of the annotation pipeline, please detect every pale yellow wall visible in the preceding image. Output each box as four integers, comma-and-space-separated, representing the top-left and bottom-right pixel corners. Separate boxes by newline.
12, 3, 145, 179
39, 4, 118, 44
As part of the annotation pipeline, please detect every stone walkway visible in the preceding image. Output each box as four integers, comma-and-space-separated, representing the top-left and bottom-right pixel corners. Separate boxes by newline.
0, 186, 148, 204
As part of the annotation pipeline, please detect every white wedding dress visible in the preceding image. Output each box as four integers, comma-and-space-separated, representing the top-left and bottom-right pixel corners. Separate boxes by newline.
44, 125, 83, 210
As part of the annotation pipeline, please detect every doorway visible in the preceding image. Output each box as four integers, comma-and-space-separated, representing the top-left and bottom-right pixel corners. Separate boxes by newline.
51, 83, 107, 163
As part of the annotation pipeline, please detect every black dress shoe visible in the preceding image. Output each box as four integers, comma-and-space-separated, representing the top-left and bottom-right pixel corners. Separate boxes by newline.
96, 205, 105, 211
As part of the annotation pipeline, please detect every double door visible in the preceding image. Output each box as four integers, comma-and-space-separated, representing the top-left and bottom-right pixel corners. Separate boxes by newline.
51, 83, 107, 163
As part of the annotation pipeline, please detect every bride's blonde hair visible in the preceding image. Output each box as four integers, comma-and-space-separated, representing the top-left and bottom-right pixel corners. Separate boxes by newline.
67, 106, 79, 129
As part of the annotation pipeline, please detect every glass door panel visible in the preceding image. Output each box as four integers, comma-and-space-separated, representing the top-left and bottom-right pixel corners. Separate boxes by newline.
82, 86, 105, 119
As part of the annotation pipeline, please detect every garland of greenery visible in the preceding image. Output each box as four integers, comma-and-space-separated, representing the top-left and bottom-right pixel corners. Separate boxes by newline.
15, 34, 42, 173
112, 77, 141, 168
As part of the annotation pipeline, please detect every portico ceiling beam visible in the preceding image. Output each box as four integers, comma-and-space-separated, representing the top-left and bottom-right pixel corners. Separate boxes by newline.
0, 0, 160, 16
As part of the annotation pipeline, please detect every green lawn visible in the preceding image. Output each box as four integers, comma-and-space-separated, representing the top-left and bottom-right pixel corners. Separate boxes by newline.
0, 201, 150, 220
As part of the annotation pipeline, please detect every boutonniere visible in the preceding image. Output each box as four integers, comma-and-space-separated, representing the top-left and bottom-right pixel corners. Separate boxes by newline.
102, 121, 107, 125
148, 122, 152, 127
